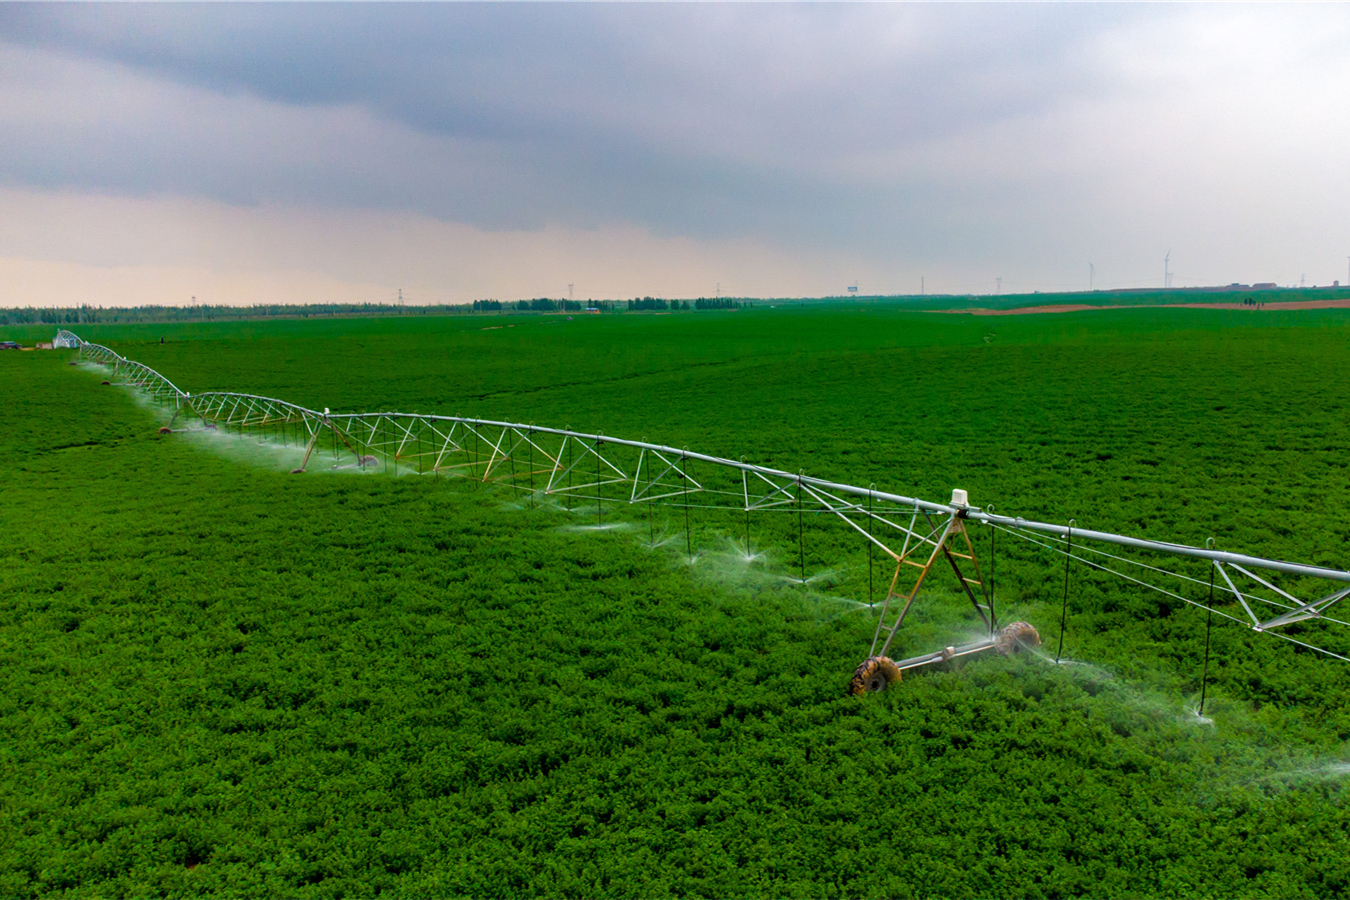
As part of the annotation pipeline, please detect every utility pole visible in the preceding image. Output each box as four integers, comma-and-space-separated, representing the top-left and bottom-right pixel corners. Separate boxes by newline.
1089, 262, 1094, 291
568, 283, 573, 304
1164, 250, 1171, 289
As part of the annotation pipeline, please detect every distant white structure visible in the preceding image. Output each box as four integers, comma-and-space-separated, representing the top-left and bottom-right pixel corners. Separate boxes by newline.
53, 331, 81, 349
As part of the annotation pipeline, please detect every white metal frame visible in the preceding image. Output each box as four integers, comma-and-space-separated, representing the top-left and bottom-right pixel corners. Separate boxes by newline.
63, 330, 1350, 666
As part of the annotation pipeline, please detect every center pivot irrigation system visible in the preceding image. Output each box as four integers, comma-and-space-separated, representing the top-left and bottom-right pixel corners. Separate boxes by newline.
62, 330, 1350, 700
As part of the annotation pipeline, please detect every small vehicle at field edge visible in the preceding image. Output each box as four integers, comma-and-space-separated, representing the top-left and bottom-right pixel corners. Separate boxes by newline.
0, 341, 22, 350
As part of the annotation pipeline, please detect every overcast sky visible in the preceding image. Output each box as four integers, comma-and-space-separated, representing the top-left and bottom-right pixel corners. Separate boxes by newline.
3, 3, 1349, 307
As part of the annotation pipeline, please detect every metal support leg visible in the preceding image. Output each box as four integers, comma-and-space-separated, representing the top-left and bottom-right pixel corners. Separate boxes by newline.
1200, 552, 1216, 716
868, 484, 875, 607
798, 471, 805, 584
682, 451, 692, 560
296, 421, 324, 473
1056, 520, 1075, 663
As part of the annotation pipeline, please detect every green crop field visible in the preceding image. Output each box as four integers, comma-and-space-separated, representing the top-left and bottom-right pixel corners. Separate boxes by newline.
4, 304, 1350, 897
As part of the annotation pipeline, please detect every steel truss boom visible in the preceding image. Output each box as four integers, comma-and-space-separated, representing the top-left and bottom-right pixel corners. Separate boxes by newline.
62, 331, 187, 401
63, 331, 1350, 645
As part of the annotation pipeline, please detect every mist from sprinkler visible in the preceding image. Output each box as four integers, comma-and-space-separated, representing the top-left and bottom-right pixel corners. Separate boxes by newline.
1182, 705, 1216, 727
113, 380, 387, 477
1247, 758, 1350, 790
1026, 646, 1237, 729
561, 521, 635, 534
109, 387, 1266, 740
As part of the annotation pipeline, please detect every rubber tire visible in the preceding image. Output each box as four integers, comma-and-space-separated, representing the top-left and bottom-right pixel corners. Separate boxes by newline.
994, 621, 1041, 654
850, 656, 902, 695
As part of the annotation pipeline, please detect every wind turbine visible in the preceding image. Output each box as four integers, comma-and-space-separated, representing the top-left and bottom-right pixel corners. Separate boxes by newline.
1089, 262, 1095, 291
1164, 250, 1171, 289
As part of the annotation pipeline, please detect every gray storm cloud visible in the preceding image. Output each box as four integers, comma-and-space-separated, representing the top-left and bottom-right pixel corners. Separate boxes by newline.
2, 3, 1349, 303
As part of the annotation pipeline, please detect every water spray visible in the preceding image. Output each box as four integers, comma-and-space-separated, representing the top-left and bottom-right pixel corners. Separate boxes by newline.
850, 621, 1042, 694
60, 330, 1350, 698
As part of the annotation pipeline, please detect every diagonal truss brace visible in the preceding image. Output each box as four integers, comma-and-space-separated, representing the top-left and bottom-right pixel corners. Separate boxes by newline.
1206, 560, 1350, 632
59, 329, 1350, 669
545, 435, 632, 495
870, 509, 993, 659
631, 448, 703, 503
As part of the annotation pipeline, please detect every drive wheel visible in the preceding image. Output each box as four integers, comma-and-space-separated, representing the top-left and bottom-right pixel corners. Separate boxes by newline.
850, 656, 902, 694
994, 621, 1041, 654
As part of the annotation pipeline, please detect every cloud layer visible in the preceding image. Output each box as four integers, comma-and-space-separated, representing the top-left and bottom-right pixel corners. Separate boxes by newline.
3, 4, 1349, 305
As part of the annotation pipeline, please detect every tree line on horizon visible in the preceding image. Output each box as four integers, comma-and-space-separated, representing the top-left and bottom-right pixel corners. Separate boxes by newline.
2, 296, 752, 326
0, 302, 476, 326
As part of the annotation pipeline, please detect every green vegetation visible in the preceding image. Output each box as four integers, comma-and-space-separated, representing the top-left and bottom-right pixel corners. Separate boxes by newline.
894, 285, 1350, 312
6, 285, 1347, 329
0, 302, 480, 327
4, 305, 1350, 896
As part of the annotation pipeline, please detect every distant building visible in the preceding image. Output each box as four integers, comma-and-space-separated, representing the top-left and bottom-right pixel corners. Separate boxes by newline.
1253, 282, 1277, 289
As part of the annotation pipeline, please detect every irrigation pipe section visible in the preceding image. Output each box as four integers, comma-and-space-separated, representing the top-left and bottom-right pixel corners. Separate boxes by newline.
60, 329, 1350, 690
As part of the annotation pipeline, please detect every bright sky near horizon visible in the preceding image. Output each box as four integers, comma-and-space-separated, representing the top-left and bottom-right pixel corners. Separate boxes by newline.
3, 3, 1349, 308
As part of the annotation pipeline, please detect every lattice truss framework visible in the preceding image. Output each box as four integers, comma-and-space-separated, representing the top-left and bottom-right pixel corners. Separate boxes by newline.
68, 331, 1350, 663
64, 331, 184, 403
